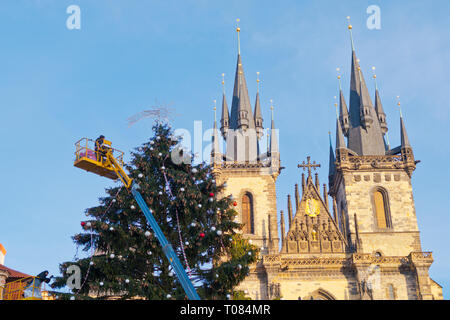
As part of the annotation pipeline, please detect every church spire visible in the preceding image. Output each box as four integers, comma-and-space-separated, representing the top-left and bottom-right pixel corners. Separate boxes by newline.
346, 19, 386, 156
220, 73, 230, 138
230, 20, 255, 131
337, 68, 350, 136
294, 183, 300, 212
270, 100, 279, 154
236, 18, 241, 55
398, 100, 411, 148
225, 20, 259, 163
357, 65, 374, 129
397, 99, 415, 177
347, 16, 355, 51
269, 100, 280, 170
287, 195, 293, 229
335, 101, 346, 151
372, 67, 388, 135
254, 72, 264, 139
280, 210, 286, 252
211, 101, 222, 165
328, 131, 336, 188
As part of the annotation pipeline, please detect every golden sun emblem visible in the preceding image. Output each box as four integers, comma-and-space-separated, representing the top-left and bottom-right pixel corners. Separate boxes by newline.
306, 198, 320, 217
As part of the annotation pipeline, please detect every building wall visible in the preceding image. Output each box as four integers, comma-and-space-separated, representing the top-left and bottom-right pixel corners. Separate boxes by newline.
214, 163, 443, 300
337, 170, 422, 256
214, 168, 279, 252
0, 270, 8, 300
277, 278, 356, 300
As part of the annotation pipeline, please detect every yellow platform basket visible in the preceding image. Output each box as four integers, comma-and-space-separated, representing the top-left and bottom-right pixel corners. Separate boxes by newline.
1, 276, 43, 300
74, 138, 125, 181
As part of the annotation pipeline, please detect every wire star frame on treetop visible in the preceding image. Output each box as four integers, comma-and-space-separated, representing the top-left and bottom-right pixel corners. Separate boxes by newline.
127, 101, 180, 127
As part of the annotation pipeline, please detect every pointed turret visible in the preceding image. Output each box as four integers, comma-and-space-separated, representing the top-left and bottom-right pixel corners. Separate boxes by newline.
398, 103, 415, 176
268, 211, 273, 252
372, 69, 388, 134
287, 195, 293, 229
230, 54, 255, 131
280, 210, 286, 252
375, 89, 388, 133
337, 72, 350, 135
301, 173, 306, 195
220, 74, 230, 138
400, 112, 411, 149
270, 101, 280, 170
294, 184, 300, 212
254, 72, 264, 139
357, 66, 374, 129
225, 22, 259, 163
336, 118, 346, 151
328, 132, 336, 188
211, 102, 222, 165
323, 184, 329, 210
346, 21, 386, 156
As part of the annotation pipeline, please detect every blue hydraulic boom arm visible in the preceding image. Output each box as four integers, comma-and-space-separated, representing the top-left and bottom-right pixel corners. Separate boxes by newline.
130, 184, 200, 300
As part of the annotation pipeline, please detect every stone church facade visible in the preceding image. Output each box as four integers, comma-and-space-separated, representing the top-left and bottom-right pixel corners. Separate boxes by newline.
210, 24, 443, 300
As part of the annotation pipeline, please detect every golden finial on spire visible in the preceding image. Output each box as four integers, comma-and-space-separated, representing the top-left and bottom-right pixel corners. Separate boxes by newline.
213, 99, 218, 127
256, 71, 260, 93
357, 61, 362, 82
334, 96, 339, 119
347, 16, 355, 50
270, 99, 274, 121
396, 95, 403, 118
336, 67, 342, 90
371, 66, 378, 90
221, 73, 226, 94
236, 18, 241, 55
346, 16, 352, 29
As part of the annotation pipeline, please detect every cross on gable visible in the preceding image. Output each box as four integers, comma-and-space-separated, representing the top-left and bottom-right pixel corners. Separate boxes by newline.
297, 156, 321, 177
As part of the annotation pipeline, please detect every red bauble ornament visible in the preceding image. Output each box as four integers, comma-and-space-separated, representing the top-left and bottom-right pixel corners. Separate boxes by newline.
81, 222, 86, 227
209, 193, 214, 197
199, 232, 205, 238
233, 201, 237, 206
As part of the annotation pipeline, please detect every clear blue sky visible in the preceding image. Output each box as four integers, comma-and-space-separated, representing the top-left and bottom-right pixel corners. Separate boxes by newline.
0, 0, 448, 299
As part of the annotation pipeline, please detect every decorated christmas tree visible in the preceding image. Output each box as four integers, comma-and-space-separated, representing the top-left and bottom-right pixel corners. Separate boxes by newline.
51, 123, 258, 300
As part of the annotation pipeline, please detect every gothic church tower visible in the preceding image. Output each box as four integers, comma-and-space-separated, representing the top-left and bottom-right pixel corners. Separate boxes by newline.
211, 23, 281, 257
328, 21, 442, 299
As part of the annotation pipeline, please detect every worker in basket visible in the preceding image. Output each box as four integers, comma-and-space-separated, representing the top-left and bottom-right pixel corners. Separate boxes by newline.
95, 135, 107, 163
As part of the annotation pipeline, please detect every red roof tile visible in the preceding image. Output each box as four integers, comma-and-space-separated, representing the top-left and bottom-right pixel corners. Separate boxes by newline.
0, 264, 31, 279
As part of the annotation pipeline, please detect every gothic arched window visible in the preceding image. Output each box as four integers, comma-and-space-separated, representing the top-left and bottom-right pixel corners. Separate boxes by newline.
373, 188, 391, 229
242, 193, 254, 234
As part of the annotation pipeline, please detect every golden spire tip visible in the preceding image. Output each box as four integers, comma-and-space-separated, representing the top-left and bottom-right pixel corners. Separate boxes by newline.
347, 16, 352, 29
396, 96, 403, 117
347, 16, 355, 50
256, 72, 260, 92
236, 19, 241, 55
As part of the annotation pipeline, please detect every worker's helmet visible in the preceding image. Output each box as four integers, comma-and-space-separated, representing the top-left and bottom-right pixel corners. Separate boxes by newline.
99, 135, 105, 139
